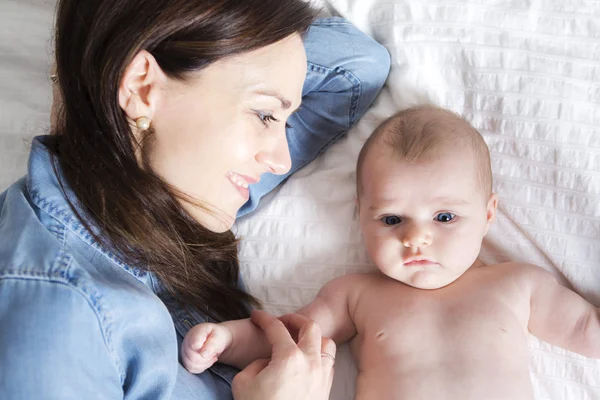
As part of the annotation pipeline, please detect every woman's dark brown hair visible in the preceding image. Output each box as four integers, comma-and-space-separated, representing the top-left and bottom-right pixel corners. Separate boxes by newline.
52, 0, 318, 321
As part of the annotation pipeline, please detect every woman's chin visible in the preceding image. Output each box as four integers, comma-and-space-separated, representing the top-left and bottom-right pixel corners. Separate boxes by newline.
184, 204, 235, 233
204, 214, 235, 233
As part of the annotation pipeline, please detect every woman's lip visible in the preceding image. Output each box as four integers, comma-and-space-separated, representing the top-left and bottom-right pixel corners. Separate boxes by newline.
227, 172, 259, 185
237, 174, 258, 185
226, 172, 250, 200
227, 178, 249, 200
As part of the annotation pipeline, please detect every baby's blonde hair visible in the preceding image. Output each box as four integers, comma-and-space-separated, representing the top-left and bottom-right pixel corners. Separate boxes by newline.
356, 105, 492, 198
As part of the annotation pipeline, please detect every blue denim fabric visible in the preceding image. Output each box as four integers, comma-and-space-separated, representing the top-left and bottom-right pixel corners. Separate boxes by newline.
0, 18, 389, 400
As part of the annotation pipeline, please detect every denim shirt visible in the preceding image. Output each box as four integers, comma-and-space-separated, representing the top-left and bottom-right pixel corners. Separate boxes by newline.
0, 17, 390, 400
0, 136, 237, 399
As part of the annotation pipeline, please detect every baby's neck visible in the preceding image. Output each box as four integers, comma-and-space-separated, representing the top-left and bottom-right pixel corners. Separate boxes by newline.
470, 257, 486, 269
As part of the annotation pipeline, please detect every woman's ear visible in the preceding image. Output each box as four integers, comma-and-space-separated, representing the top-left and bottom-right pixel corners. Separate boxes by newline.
484, 193, 498, 236
118, 50, 165, 125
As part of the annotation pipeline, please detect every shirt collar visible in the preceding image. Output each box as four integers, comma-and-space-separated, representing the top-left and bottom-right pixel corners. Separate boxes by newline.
26, 135, 153, 285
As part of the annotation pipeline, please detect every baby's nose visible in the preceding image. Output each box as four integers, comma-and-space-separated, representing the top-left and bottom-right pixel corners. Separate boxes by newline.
402, 230, 432, 248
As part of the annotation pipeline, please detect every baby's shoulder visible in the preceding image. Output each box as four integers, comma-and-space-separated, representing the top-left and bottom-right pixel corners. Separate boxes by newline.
490, 261, 548, 275
487, 262, 554, 289
322, 271, 381, 288
318, 271, 382, 297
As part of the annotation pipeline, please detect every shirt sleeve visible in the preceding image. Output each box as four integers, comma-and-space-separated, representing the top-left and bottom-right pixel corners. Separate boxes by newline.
0, 277, 123, 399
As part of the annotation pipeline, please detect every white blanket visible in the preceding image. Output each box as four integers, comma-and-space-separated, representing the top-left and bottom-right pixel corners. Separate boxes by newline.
1, 0, 599, 398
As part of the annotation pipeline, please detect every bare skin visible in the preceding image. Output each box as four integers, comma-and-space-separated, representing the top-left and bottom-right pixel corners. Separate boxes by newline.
300, 263, 600, 400
183, 260, 600, 400
181, 108, 600, 399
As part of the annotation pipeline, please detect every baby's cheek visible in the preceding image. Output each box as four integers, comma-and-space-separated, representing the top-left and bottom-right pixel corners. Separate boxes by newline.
369, 236, 395, 261
451, 233, 482, 267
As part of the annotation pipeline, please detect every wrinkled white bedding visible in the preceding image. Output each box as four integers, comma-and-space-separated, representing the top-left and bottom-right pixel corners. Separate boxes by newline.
1, 0, 599, 398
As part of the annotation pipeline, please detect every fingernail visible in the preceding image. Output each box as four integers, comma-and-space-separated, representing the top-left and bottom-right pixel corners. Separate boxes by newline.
200, 349, 211, 359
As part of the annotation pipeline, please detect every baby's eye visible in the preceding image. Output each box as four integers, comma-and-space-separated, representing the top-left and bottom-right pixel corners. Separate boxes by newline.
381, 215, 402, 226
435, 213, 455, 223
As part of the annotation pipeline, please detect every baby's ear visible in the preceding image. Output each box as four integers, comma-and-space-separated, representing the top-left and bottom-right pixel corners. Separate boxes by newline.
484, 193, 499, 235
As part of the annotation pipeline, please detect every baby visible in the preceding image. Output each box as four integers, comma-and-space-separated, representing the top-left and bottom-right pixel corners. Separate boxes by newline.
182, 105, 600, 399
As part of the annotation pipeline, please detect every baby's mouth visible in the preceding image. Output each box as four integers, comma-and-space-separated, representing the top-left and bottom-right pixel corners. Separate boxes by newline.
403, 258, 438, 267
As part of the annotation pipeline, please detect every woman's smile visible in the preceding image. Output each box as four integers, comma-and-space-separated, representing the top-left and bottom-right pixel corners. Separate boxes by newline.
226, 172, 257, 200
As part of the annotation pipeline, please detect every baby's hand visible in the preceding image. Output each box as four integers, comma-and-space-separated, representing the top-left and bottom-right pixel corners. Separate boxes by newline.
181, 323, 234, 374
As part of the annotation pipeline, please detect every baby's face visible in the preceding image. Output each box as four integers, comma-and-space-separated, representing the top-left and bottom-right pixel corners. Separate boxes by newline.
358, 145, 496, 289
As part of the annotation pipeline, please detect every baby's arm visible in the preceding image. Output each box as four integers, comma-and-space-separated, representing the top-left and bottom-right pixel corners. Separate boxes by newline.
526, 265, 600, 358
182, 318, 271, 373
296, 274, 366, 344
182, 274, 366, 373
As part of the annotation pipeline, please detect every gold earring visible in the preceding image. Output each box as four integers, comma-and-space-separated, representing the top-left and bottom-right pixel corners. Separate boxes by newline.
135, 116, 151, 130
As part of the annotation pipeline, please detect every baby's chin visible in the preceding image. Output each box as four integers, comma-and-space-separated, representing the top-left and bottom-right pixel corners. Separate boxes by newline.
392, 270, 462, 290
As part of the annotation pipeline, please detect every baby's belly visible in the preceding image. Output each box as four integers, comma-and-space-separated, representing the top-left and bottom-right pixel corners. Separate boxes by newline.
355, 362, 534, 400
352, 329, 534, 400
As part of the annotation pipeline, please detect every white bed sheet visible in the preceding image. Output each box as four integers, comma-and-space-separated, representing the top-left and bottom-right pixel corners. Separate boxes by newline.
0, 0, 55, 189
1, 0, 599, 399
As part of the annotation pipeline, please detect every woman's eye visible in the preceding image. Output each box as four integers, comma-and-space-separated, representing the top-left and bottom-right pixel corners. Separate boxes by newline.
435, 213, 455, 223
382, 215, 402, 226
256, 112, 278, 127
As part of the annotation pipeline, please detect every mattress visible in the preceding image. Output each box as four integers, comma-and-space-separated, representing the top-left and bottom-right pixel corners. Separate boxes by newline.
1, 0, 599, 399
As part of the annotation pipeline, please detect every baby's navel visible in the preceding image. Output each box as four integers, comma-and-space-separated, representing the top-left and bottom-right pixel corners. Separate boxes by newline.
375, 331, 387, 341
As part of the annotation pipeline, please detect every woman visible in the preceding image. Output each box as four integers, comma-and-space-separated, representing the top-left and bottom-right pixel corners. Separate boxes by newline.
0, 0, 389, 398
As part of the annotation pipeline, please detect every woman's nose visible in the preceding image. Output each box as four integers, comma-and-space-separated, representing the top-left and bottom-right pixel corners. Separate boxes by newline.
402, 226, 432, 248
255, 132, 292, 175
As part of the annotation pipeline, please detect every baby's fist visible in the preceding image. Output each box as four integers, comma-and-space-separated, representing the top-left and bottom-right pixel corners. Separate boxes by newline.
181, 323, 233, 374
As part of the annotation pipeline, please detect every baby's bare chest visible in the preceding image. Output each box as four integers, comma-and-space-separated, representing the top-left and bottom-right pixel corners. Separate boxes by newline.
350, 273, 530, 367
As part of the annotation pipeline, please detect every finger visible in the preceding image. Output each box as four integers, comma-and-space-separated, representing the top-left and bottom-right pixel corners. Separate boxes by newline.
231, 358, 270, 399
251, 310, 296, 350
200, 327, 230, 359
326, 364, 335, 395
181, 346, 218, 374
184, 325, 211, 353
278, 313, 312, 342
296, 318, 322, 358
320, 336, 336, 370
233, 358, 270, 383
321, 337, 336, 393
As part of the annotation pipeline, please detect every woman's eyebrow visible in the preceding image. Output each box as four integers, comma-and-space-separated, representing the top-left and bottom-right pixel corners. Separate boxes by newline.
254, 90, 292, 109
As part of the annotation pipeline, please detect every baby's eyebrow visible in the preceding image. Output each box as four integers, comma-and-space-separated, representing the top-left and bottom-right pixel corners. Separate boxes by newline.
367, 200, 396, 212
430, 196, 471, 206
367, 196, 470, 212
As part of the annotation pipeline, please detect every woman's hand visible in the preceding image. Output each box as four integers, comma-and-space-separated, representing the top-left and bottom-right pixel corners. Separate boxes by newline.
232, 310, 336, 400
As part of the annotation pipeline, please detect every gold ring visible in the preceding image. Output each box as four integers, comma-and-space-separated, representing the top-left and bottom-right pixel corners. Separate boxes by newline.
320, 352, 335, 364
